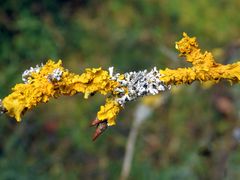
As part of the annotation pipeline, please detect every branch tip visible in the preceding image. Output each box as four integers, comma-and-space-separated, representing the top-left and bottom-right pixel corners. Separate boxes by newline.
92, 120, 108, 141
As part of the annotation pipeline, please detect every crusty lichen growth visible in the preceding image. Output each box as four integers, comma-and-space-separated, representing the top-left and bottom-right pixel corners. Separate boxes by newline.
160, 32, 240, 85
2, 33, 240, 128
2, 60, 121, 124
97, 98, 121, 126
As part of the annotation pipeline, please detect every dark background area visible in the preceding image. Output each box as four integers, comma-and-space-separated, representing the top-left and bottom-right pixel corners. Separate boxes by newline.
1, 0, 240, 179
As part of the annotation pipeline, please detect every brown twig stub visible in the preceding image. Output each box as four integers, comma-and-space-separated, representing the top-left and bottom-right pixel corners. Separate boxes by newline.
92, 119, 108, 141
90, 118, 102, 127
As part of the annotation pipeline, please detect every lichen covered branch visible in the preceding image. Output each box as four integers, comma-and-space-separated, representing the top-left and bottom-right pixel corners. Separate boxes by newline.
2, 33, 240, 139
160, 33, 240, 85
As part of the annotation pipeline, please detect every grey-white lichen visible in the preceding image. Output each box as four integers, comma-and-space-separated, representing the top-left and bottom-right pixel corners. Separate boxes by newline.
22, 64, 63, 83
0, 99, 6, 114
47, 68, 63, 82
109, 67, 170, 106
22, 64, 43, 83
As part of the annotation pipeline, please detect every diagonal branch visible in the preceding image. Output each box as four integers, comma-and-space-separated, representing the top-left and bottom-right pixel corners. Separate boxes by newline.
1, 33, 240, 139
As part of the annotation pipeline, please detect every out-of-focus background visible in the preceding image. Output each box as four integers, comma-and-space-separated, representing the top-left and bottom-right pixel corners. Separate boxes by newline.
1, 0, 240, 179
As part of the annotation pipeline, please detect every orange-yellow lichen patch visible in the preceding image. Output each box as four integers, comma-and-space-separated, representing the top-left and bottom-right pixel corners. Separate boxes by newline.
160, 33, 240, 85
97, 98, 121, 126
2, 60, 120, 124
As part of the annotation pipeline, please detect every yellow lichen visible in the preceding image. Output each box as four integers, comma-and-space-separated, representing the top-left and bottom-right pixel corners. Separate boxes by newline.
97, 98, 121, 126
2, 60, 120, 124
160, 32, 240, 85
3, 33, 240, 128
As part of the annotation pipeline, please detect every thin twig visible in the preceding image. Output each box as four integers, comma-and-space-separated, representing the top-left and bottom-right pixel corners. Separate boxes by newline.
120, 104, 152, 180
120, 94, 168, 180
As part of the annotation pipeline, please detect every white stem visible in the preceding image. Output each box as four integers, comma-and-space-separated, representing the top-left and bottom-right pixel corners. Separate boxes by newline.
120, 104, 152, 180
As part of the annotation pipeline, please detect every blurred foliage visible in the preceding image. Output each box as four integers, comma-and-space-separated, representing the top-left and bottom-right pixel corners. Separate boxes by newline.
1, 0, 240, 179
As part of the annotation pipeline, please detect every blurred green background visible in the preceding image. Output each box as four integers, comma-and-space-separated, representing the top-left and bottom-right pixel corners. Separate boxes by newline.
1, 0, 240, 179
